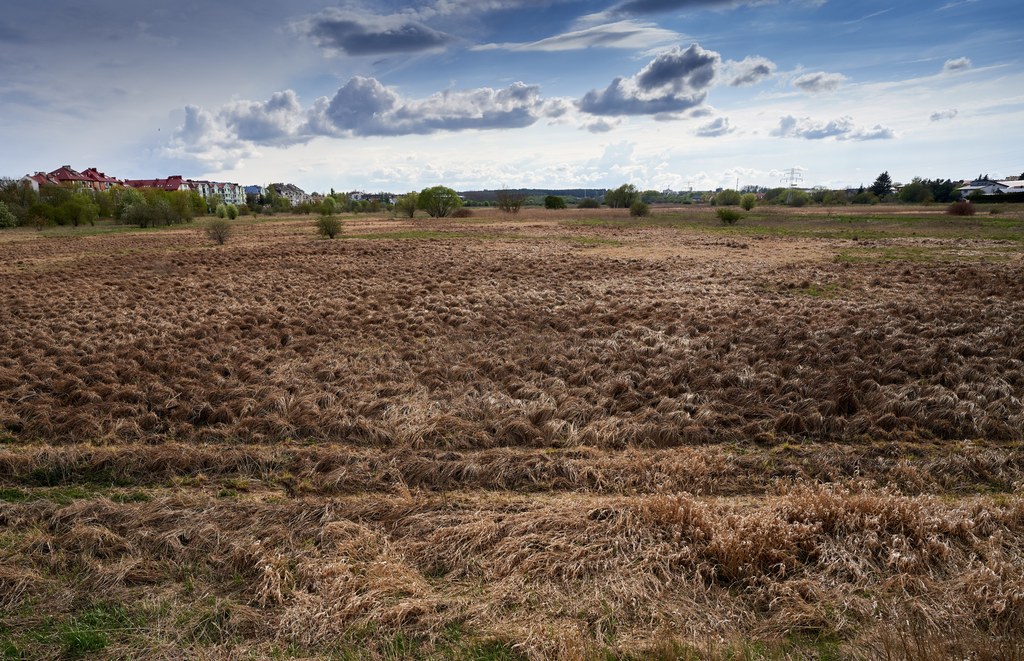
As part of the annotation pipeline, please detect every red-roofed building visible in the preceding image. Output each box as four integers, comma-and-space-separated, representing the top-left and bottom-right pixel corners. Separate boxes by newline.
81, 168, 122, 191
123, 175, 192, 192
46, 165, 92, 188
22, 172, 59, 192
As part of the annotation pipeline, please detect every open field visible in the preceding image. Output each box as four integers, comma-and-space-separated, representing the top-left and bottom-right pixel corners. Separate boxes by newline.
2, 205, 1023, 659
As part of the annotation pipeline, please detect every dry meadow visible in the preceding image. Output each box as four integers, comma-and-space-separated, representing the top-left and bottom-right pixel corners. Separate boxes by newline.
1, 204, 1023, 659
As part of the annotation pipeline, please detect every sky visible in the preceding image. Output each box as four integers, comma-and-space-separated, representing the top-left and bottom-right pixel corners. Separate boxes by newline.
1, 0, 1022, 193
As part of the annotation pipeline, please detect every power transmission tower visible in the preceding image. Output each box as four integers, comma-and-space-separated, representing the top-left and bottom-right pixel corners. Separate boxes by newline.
781, 168, 803, 188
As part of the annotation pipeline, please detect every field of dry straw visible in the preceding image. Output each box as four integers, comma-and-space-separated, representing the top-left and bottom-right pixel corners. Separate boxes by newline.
1, 205, 1023, 659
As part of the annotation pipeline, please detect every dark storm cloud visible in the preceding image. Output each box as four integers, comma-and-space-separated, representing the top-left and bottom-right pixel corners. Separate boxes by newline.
302, 9, 453, 55
578, 43, 719, 116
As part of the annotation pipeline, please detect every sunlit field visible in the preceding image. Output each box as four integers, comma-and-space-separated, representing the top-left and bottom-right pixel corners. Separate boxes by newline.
2, 204, 1023, 659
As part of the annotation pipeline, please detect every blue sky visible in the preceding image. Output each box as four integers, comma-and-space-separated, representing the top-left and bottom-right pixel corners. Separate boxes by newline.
1, 0, 1021, 193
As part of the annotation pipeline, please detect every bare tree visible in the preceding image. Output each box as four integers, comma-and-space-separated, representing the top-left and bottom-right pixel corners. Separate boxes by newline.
496, 189, 524, 215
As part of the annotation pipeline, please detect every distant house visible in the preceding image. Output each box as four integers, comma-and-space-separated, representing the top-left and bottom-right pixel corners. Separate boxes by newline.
45, 165, 93, 189
244, 185, 266, 198
22, 173, 58, 192
268, 183, 309, 206
81, 168, 122, 191
124, 175, 193, 192
957, 178, 1024, 198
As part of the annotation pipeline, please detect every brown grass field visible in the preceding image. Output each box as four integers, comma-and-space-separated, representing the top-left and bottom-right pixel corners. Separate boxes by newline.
1, 204, 1023, 659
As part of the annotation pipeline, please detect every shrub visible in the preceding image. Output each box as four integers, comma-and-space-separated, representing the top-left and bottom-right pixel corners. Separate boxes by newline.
714, 189, 741, 206
716, 208, 742, 225
578, 198, 600, 209
394, 192, 419, 218
316, 215, 342, 239
786, 190, 810, 207
215, 204, 227, 219
629, 201, 651, 217
226, 204, 239, 220
0, 201, 16, 228
417, 186, 462, 217
544, 195, 567, 210
947, 200, 975, 216
496, 189, 524, 215
851, 192, 879, 205
205, 217, 232, 245
740, 194, 756, 211
451, 208, 474, 218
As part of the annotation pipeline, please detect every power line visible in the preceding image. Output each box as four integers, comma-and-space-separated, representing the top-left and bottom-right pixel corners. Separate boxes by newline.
781, 168, 803, 188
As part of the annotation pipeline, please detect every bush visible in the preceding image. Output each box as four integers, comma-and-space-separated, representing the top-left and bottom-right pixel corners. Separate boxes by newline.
629, 201, 651, 217
496, 190, 524, 215
544, 195, 567, 210
785, 190, 810, 207
714, 189, 741, 206
316, 215, 342, 239
947, 200, 975, 216
205, 217, 232, 245
0, 201, 16, 228
215, 204, 227, 218
451, 207, 474, 218
851, 192, 879, 205
740, 194, 756, 211
394, 192, 419, 218
226, 204, 239, 220
417, 186, 462, 217
716, 208, 742, 225
577, 198, 600, 209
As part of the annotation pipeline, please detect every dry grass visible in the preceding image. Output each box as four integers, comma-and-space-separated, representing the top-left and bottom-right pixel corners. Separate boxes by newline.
1, 208, 1022, 658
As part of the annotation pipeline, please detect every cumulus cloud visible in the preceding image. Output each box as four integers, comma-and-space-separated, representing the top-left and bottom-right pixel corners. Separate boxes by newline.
298, 9, 453, 55
578, 43, 719, 116
166, 78, 568, 166
771, 115, 895, 141
943, 57, 971, 73
792, 71, 846, 93
724, 56, 776, 86
473, 20, 680, 51
930, 108, 958, 122
584, 118, 620, 133
695, 117, 734, 137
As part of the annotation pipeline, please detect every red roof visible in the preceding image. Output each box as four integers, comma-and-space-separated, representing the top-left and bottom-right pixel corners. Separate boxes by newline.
124, 176, 188, 192
47, 165, 91, 183
81, 168, 121, 184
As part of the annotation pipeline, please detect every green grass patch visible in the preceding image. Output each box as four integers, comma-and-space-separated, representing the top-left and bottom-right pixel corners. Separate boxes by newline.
835, 246, 1015, 264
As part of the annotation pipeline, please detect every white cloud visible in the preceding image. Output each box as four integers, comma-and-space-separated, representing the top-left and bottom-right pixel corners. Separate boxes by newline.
943, 57, 972, 73
696, 116, 734, 137
792, 71, 847, 93
474, 20, 681, 51
771, 115, 895, 141
929, 108, 958, 122
724, 56, 776, 87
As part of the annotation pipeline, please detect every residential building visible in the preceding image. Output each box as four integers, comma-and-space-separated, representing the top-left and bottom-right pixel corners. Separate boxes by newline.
124, 175, 193, 192
268, 183, 309, 206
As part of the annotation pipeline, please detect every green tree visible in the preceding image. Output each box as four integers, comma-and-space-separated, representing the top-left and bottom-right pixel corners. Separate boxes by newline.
898, 178, 933, 203
0, 201, 17, 228
215, 203, 227, 219
578, 198, 600, 209
61, 193, 99, 227
394, 192, 419, 218
870, 171, 893, 198
604, 184, 638, 208
544, 195, 567, 210
740, 193, 756, 211
417, 186, 462, 217
713, 189, 741, 206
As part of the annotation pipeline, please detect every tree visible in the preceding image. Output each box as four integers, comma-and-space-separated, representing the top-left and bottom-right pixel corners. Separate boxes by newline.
226, 204, 239, 220
578, 198, 600, 209
394, 192, 419, 218
897, 178, 933, 203
544, 195, 567, 210
496, 189, 524, 215
0, 201, 17, 228
870, 171, 893, 198
604, 184, 638, 208
417, 186, 462, 217
740, 193, 756, 211
713, 189, 741, 206
316, 214, 342, 239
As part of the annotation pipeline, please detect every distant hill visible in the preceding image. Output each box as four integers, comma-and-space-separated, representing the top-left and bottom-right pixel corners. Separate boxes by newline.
458, 188, 609, 202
